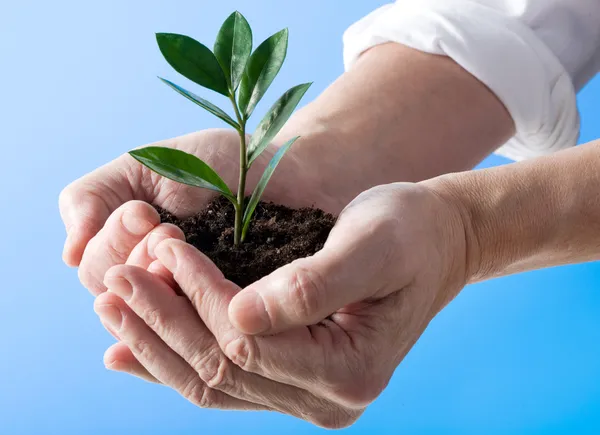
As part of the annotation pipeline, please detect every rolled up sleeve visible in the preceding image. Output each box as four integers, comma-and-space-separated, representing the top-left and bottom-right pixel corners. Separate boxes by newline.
343, 0, 600, 161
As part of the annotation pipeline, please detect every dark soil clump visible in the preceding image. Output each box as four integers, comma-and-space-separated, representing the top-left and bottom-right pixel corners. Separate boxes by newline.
155, 196, 336, 288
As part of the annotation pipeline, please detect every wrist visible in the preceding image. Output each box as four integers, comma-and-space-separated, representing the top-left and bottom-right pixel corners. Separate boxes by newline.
274, 101, 380, 213
420, 176, 484, 285
453, 143, 600, 279
423, 159, 567, 283
275, 42, 515, 214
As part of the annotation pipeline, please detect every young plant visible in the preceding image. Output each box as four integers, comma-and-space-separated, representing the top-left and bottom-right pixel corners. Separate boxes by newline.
129, 11, 311, 245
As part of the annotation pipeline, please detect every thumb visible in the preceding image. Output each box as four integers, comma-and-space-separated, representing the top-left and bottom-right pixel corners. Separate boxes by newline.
59, 155, 137, 267
228, 213, 400, 335
59, 187, 112, 267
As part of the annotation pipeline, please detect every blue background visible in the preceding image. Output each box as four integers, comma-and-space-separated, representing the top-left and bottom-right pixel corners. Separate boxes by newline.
1, 1, 599, 434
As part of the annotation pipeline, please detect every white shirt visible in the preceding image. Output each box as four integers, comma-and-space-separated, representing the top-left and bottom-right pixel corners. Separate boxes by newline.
343, 0, 600, 161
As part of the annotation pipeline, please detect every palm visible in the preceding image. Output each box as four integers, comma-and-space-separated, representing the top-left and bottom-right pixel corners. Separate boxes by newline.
224, 183, 469, 405
59, 128, 340, 294
128, 129, 327, 217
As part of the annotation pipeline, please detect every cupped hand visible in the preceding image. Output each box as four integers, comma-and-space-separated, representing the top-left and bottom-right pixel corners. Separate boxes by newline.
97, 182, 473, 427
229, 182, 470, 335
96, 224, 363, 428
59, 128, 336, 296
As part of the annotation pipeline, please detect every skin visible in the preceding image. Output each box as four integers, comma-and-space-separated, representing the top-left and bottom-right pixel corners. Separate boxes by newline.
430, 138, 600, 281
97, 182, 467, 428
97, 138, 600, 428
60, 44, 514, 426
60, 43, 514, 280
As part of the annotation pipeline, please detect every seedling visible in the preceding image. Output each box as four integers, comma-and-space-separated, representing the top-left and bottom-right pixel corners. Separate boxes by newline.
129, 11, 311, 245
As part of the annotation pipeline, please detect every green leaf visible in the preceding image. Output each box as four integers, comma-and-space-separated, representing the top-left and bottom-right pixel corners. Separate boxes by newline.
241, 136, 299, 241
156, 33, 229, 96
238, 29, 288, 118
129, 147, 235, 202
159, 77, 239, 129
247, 83, 311, 165
214, 11, 252, 91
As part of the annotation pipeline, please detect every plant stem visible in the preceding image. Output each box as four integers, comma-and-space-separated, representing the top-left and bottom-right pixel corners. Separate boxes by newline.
230, 92, 247, 245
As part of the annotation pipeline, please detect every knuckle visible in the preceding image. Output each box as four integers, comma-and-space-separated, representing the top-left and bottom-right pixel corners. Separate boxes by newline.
143, 307, 164, 331
187, 282, 205, 313
287, 264, 325, 320
104, 237, 132, 262
192, 350, 233, 391
197, 386, 220, 409
358, 214, 397, 242
223, 336, 254, 371
182, 377, 219, 409
130, 339, 154, 364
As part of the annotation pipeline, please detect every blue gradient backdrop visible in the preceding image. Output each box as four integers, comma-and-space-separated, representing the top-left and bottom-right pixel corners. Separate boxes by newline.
1, 1, 599, 434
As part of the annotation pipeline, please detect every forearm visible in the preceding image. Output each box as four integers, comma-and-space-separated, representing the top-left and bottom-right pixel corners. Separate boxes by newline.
428, 140, 600, 282
276, 43, 515, 208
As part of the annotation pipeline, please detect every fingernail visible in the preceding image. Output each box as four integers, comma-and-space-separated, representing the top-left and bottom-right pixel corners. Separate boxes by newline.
103, 348, 119, 370
121, 210, 154, 236
95, 304, 123, 331
148, 232, 169, 258
230, 289, 270, 334
108, 276, 133, 301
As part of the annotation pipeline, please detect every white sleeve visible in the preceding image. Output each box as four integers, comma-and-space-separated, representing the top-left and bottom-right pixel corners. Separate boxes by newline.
343, 0, 600, 161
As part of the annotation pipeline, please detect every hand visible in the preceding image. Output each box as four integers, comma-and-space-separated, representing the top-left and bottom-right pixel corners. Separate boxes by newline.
97, 227, 363, 428
228, 182, 470, 334
59, 128, 340, 296
60, 127, 355, 426
96, 182, 471, 427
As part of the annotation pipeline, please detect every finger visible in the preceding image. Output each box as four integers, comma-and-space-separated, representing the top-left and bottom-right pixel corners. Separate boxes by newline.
79, 201, 160, 295
153, 240, 393, 416
153, 241, 326, 394
94, 291, 265, 411
103, 342, 161, 384
147, 260, 179, 290
105, 263, 349, 423
59, 154, 141, 267
99, 301, 159, 385
126, 223, 185, 269
228, 206, 402, 334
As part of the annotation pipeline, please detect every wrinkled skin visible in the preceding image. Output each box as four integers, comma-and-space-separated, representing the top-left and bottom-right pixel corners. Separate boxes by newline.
91, 183, 469, 428
59, 129, 342, 295
59, 128, 356, 426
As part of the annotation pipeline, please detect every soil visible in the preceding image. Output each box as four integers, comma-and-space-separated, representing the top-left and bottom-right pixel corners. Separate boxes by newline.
155, 196, 336, 288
